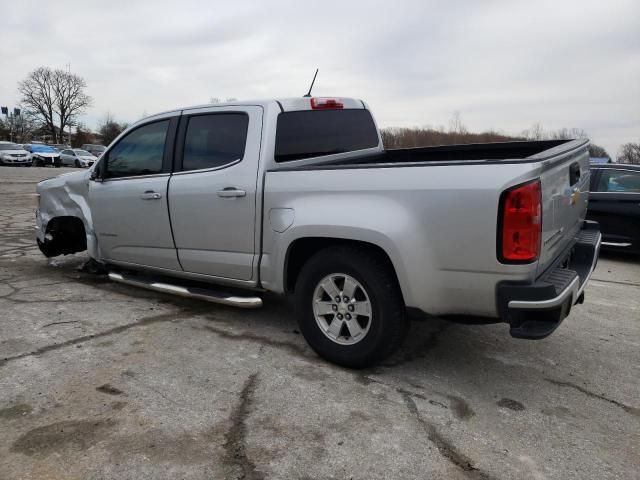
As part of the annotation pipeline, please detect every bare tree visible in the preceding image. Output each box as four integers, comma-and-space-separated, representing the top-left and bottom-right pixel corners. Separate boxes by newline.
588, 143, 610, 159
18, 67, 57, 141
617, 141, 640, 165
522, 122, 545, 140
18, 67, 91, 143
98, 112, 128, 146
52, 70, 91, 143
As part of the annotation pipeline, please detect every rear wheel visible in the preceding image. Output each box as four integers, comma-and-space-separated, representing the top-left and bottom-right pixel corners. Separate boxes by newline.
295, 246, 408, 368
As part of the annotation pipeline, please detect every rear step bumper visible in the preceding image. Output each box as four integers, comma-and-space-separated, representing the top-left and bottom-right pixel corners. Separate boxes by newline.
108, 272, 263, 308
497, 221, 601, 339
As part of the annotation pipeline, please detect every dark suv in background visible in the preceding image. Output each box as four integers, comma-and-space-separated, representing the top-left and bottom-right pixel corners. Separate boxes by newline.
81, 144, 106, 157
588, 163, 640, 254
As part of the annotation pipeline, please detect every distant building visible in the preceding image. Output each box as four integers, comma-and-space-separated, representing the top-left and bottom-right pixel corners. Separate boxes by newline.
590, 157, 610, 164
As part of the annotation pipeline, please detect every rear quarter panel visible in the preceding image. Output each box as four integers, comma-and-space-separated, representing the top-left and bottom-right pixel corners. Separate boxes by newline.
262, 163, 542, 317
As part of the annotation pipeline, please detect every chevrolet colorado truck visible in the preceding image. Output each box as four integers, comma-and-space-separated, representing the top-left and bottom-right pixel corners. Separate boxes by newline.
35, 97, 601, 367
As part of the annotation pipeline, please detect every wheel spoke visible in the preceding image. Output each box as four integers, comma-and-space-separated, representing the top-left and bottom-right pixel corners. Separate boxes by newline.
346, 319, 364, 338
352, 301, 371, 317
320, 277, 340, 299
342, 276, 358, 300
314, 301, 335, 316
327, 318, 344, 337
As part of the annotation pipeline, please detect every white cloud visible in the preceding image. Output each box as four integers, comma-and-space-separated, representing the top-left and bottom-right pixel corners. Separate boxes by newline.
1, 0, 638, 157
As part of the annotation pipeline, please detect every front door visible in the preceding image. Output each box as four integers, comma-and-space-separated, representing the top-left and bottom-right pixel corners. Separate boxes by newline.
89, 116, 181, 270
168, 106, 263, 281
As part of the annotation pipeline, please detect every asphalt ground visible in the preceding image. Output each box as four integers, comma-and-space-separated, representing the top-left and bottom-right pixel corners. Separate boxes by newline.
1, 166, 638, 480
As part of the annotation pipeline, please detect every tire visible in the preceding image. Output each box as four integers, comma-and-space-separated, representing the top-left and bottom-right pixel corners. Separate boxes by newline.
75, 159, 81, 168
295, 245, 408, 368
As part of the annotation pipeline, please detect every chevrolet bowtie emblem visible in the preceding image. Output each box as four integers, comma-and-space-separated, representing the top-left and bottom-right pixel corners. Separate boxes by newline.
570, 189, 581, 205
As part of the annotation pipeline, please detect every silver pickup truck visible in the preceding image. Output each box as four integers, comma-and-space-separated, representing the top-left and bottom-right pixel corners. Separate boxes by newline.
35, 96, 601, 367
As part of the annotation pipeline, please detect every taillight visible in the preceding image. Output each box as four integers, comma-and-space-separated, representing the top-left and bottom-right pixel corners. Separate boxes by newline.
310, 97, 344, 109
499, 179, 542, 262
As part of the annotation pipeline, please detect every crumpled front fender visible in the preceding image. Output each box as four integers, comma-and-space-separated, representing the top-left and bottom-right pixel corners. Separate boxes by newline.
36, 170, 100, 259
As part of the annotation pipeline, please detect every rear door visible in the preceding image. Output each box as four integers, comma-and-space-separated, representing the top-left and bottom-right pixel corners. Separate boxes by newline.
537, 145, 591, 273
89, 116, 181, 270
168, 106, 263, 281
587, 167, 640, 248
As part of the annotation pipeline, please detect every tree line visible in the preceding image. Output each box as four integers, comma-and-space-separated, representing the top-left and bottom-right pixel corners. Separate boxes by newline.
381, 114, 639, 164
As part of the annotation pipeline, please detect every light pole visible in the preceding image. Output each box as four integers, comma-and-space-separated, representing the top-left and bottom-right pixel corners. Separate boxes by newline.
1, 107, 21, 143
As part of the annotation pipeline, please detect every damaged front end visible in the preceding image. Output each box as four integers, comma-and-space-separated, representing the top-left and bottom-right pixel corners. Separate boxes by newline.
35, 170, 99, 259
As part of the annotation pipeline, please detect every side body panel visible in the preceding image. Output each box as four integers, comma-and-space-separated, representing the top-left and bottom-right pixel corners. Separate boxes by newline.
261, 162, 546, 317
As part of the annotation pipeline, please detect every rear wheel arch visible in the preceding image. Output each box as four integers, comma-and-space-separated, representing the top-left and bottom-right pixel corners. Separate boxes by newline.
284, 237, 402, 298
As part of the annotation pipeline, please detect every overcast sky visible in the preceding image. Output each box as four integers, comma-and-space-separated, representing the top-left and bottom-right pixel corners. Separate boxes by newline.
1, 0, 638, 157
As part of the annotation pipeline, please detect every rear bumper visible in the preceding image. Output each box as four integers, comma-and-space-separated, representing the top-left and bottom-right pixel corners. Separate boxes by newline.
496, 221, 601, 339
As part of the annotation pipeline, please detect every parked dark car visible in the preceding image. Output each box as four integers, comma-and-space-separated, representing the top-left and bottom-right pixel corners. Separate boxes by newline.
588, 163, 640, 254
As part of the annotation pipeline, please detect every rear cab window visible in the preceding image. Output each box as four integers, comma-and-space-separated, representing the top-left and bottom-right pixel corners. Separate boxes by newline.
274, 109, 379, 163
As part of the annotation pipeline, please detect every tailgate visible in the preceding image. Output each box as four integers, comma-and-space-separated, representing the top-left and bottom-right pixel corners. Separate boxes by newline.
537, 141, 591, 275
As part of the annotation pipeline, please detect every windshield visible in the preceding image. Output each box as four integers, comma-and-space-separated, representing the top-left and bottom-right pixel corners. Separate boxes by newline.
0, 144, 24, 151
93, 145, 106, 152
74, 149, 92, 156
31, 145, 57, 153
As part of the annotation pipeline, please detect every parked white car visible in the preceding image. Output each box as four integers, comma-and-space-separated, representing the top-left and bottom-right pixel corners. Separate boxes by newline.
59, 149, 98, 167
0, 143, 32, 166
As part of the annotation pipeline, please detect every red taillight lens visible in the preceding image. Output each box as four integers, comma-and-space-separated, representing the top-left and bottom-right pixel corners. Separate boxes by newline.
499, 179, 542, 262
310, 97, 344, 109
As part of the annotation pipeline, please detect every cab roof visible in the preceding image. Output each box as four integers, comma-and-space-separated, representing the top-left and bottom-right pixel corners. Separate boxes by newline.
143, 97, 366, 121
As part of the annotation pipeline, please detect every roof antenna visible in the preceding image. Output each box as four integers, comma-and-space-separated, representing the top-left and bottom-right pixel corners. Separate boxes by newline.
303, 69, 319, 97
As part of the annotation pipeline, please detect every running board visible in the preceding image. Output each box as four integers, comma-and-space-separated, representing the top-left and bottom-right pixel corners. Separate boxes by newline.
601, 241, 632, 248
108, 272, 263, 308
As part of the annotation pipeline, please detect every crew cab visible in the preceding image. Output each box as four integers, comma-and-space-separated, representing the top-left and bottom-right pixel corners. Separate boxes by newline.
34, 97, 601, 367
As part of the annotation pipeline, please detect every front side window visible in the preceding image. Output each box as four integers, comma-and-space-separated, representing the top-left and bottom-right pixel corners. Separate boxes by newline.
596, 169, 640, 193
105, 120, 169, 178
182, 113, 249, 171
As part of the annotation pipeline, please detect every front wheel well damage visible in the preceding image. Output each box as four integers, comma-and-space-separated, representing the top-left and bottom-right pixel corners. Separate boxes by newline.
38, 216, 87, 257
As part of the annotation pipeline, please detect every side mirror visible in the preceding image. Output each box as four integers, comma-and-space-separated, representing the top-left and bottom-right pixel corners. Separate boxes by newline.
90, 159, 104, 182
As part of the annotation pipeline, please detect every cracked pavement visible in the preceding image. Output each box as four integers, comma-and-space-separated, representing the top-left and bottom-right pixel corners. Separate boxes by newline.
0, 166, 639, 479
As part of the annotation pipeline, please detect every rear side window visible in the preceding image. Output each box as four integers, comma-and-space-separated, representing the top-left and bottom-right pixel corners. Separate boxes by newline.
274, 109, 379, 162
596, 169, 640, 192
182, 113, 249, 171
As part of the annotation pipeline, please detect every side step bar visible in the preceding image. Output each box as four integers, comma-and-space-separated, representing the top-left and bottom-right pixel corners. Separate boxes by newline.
108, 272, 263, 308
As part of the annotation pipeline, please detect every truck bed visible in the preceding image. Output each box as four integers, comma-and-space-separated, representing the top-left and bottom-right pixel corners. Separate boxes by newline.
282, 139, 575, 168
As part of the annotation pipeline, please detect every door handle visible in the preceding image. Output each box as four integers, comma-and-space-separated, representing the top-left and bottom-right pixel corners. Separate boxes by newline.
217, 187, 246, 198
140, 191, 162, 200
